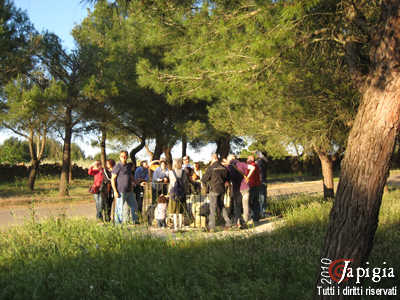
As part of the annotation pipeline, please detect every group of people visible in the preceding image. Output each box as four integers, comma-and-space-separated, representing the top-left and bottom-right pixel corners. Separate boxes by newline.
201, 153, 267, 231
88, 150, 267, 232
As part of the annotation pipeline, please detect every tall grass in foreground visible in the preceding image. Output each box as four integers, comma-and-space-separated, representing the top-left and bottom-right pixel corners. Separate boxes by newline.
0, 190, 399, 299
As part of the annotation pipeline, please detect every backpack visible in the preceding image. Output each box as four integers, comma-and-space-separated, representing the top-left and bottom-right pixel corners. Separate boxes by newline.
171, 170, 185, 201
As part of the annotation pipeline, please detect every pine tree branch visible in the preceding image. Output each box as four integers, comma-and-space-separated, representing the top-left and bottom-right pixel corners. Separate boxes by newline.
1, 123, 30, 140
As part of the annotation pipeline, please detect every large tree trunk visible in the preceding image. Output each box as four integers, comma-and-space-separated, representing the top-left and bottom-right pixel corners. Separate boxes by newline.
316, 151, 335, 199
182, 135, 187, 157
130, 136, 145, 168
153, 137, 164, 160
215, 135, 231, 159
163, 146, 173, 169
59, 108, 73, 196
28, 159, 39, 191
396, 134, 400, 168
100, 127, 107, 168
316, 3, 400, 297
26, 127, 46, 191
144, 138, 164, 161
26, 130, 37, 191
69, 162, 73, 183
144, 143, 154, 161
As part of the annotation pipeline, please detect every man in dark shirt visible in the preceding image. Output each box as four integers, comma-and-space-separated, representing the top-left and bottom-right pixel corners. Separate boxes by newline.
202, 153, 232, 231
111, 150, 137, 224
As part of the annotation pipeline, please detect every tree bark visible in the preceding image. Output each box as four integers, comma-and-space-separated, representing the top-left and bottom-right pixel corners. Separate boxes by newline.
59, 108, 72, 196
163, 146, 173, 169
100, 127, 107, 168
27, 129, 37, 191
28, 159, 39, 191
215, 135, 231, 159
182, 135, 187, 157
153, 137, 164, 161
396, 134, 400, 167
69, 162, 73, 183
316, 151, 335, 199
26, 126, 47, 191
130, 136, 146, 168
316, 3, 400, 297
144, 143, 154, 161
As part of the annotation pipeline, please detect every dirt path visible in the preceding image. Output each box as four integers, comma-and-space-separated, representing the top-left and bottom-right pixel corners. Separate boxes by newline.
0, 200, 94, 228
268, 180, 338, 197
1, 173, 399, 229
140, 216, 284, 240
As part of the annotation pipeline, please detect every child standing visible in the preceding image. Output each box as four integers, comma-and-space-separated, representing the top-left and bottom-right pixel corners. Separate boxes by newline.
155, 195, 168, 228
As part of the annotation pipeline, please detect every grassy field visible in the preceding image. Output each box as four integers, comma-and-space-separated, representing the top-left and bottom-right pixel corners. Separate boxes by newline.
0, 190, 399, 299
0, 176, 92, 206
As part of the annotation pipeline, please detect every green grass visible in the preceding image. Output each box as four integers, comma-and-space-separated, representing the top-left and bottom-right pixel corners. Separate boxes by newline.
0, 176, 92, 205
267, 193, 328, 216
0, 190, 399, 299
267, 171, 322, 182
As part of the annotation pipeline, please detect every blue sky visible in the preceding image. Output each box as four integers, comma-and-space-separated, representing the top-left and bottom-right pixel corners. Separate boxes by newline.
14, 0, 90, 51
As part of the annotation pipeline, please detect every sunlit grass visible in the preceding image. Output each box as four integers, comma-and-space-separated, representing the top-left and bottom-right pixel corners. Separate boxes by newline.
0, 175, 92, 205
0, 190, 399, 299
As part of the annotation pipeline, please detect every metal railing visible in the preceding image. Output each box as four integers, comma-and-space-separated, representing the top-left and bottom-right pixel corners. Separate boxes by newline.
140, 182, 209, 228
140, 182, 269, 228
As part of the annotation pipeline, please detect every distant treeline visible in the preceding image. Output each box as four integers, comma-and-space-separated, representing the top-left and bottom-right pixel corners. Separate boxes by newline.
0, 163, 89, 182
0, 137, 85, 164
266, 152, 400, 177
266, 155, 341, 177
1, 152, 399, 183
268, 152, 400, 176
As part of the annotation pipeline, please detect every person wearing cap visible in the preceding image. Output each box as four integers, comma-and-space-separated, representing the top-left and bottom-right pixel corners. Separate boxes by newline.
149, 159, 161, 172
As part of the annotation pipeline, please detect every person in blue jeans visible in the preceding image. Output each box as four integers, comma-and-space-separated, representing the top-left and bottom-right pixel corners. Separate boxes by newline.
111, 150, 137, 224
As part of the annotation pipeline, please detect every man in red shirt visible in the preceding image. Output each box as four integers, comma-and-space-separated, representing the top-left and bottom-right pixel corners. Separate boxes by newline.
247, 155, 262, 222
